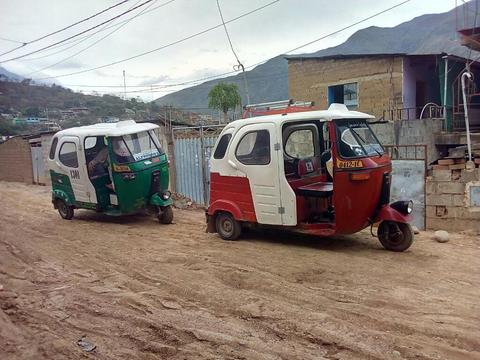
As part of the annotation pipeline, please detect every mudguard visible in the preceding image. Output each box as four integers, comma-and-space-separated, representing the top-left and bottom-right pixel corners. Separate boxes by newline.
374, 204, 412, 224
208, 199, 243, 220
150, 193, 173, 207
52, 189, 75, 207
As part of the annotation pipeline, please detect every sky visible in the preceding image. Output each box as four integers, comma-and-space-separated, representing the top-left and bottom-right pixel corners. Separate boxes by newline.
0, 0, 461, 100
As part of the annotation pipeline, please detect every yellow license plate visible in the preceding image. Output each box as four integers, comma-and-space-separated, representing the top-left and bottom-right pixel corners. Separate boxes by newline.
336, 159, 363, 168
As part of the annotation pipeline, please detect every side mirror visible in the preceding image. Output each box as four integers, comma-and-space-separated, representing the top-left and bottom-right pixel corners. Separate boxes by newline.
228, 160, 238, 169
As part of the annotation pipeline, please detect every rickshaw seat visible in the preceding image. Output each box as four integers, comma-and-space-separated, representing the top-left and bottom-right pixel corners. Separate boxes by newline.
297, 182, 333, 198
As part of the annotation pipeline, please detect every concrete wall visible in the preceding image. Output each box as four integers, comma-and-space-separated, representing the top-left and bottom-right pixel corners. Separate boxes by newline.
0, 137, 34, 183
288, 56, 404, 119
426, 168, 480, 233
370, 118, 443, 164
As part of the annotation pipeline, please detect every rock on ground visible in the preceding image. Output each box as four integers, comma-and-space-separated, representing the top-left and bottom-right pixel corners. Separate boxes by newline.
433, 230, 449, 243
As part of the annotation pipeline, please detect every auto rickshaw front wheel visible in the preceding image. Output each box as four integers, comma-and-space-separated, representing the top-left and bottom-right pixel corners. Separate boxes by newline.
158, 205, 173, 224
56, 199, 74, 220
377, 221, 413, 252
216, 212, 241, 241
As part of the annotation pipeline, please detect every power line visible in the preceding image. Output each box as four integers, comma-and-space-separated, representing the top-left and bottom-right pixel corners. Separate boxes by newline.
0, 0, 156, 63
134, 0, 413, 92
30, 0, 280, 81
216, 0, 250, 104
45, 0, 410, 92
19, 0, 177, 62
278, 0, 411, 55
74, 70, 288, 95
25, 0, 163, 76
0, 0, 131, 57
0, 36, 25, 45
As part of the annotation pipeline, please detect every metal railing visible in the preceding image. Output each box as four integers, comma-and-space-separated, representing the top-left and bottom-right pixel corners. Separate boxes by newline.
383, 105, 445, 121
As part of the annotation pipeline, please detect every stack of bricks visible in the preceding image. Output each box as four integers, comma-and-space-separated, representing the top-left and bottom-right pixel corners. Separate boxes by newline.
426, 167, 480, 233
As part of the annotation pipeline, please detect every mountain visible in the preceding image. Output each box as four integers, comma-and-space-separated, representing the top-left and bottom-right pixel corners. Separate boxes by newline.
0, 66, 23, 82
154, 4, 475, 110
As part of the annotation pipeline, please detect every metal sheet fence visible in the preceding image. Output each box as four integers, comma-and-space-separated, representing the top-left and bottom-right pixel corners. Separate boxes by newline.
173, 125, 223, 205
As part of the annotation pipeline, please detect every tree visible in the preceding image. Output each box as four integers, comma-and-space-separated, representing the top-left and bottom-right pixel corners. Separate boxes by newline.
208, 82, 241, 123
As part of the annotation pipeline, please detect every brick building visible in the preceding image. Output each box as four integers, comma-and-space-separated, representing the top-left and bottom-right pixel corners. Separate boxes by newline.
287, 53, 478, 128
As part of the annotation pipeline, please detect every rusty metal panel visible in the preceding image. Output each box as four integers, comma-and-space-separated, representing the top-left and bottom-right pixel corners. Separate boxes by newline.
391, 160, 425, 230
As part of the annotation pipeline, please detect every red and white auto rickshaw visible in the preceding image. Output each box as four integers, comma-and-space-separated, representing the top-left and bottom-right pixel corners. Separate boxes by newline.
206, 103, 414, 251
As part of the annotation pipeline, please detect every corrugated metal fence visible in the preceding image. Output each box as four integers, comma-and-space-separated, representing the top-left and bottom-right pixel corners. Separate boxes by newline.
173, 125, 224, 205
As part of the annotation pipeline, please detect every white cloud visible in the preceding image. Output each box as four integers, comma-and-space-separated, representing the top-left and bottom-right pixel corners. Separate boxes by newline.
0, 0, 458, 100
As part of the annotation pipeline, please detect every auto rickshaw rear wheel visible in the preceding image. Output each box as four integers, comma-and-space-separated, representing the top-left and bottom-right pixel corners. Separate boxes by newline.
216, 212, 241, 241
56, 199, 74, 220
377, 221, 413, 252
158, 205, 173, 224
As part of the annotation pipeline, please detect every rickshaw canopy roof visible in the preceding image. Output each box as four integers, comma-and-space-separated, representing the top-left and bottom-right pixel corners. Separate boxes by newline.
54, 120, 159, 138
235, 103, 375, 126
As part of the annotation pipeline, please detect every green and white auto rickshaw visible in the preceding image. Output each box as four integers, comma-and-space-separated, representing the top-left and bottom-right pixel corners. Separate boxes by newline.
48, 120, 173, 223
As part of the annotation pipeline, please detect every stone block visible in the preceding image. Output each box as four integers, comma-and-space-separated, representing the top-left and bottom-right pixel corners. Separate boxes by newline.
454, 206, 480, 220
437, 182, 465, 195
427, 194, 452, 206
460, 169, 478, 183
426, 217, 450, 230
452, 194, 465, 207
426, 205, 437, 218
426, 181, 438, 195
432, 169, 451, 182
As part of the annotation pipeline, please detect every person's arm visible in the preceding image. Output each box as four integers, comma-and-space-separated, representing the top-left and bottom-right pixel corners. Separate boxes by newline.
88, 148, 108, 171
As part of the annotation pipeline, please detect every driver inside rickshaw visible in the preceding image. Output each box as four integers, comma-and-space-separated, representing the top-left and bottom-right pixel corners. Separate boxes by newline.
87, 137, 133, 191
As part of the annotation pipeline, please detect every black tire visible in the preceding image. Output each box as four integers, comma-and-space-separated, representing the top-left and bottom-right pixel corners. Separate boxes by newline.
378, 221, 414, 252
158, 205, 173, 224
57, 199, 74, 220
215, 212, 241, 241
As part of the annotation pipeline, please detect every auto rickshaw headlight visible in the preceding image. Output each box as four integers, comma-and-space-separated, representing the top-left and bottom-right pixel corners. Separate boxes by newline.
391, 200, 413, 215
407, 200, 414, 214
161, 190, 171, 200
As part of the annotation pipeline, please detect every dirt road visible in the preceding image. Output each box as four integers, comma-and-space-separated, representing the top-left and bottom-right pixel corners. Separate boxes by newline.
0, 182, 479, 359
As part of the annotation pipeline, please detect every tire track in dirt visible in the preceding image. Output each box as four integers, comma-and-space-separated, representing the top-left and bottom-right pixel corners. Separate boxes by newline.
1, 182, 479, 359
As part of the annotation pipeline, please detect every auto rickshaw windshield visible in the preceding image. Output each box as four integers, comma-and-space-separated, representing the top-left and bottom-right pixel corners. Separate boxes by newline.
112, 130, 164, 164
336, 119, 384, 158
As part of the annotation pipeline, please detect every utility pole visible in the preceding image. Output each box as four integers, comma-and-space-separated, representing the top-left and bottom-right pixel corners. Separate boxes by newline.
123, 70, 127, 117
238, 63, 250, 106
123, 70, 127, 100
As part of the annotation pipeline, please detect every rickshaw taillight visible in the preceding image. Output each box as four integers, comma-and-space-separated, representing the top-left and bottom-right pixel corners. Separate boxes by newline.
350, 172, 370, 181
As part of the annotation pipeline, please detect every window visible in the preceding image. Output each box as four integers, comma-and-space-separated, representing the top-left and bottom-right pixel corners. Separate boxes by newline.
214, 133, 231, 159
328, 82, 358, 109
59, 142, 78, 168
112, 130, 163, 164
49, 137, 58, 159
84, 136, 99, 150
336, 119, 384, 158
235, 130, 270, 165
343, 83, 358, 108
285, 129, 315, 158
